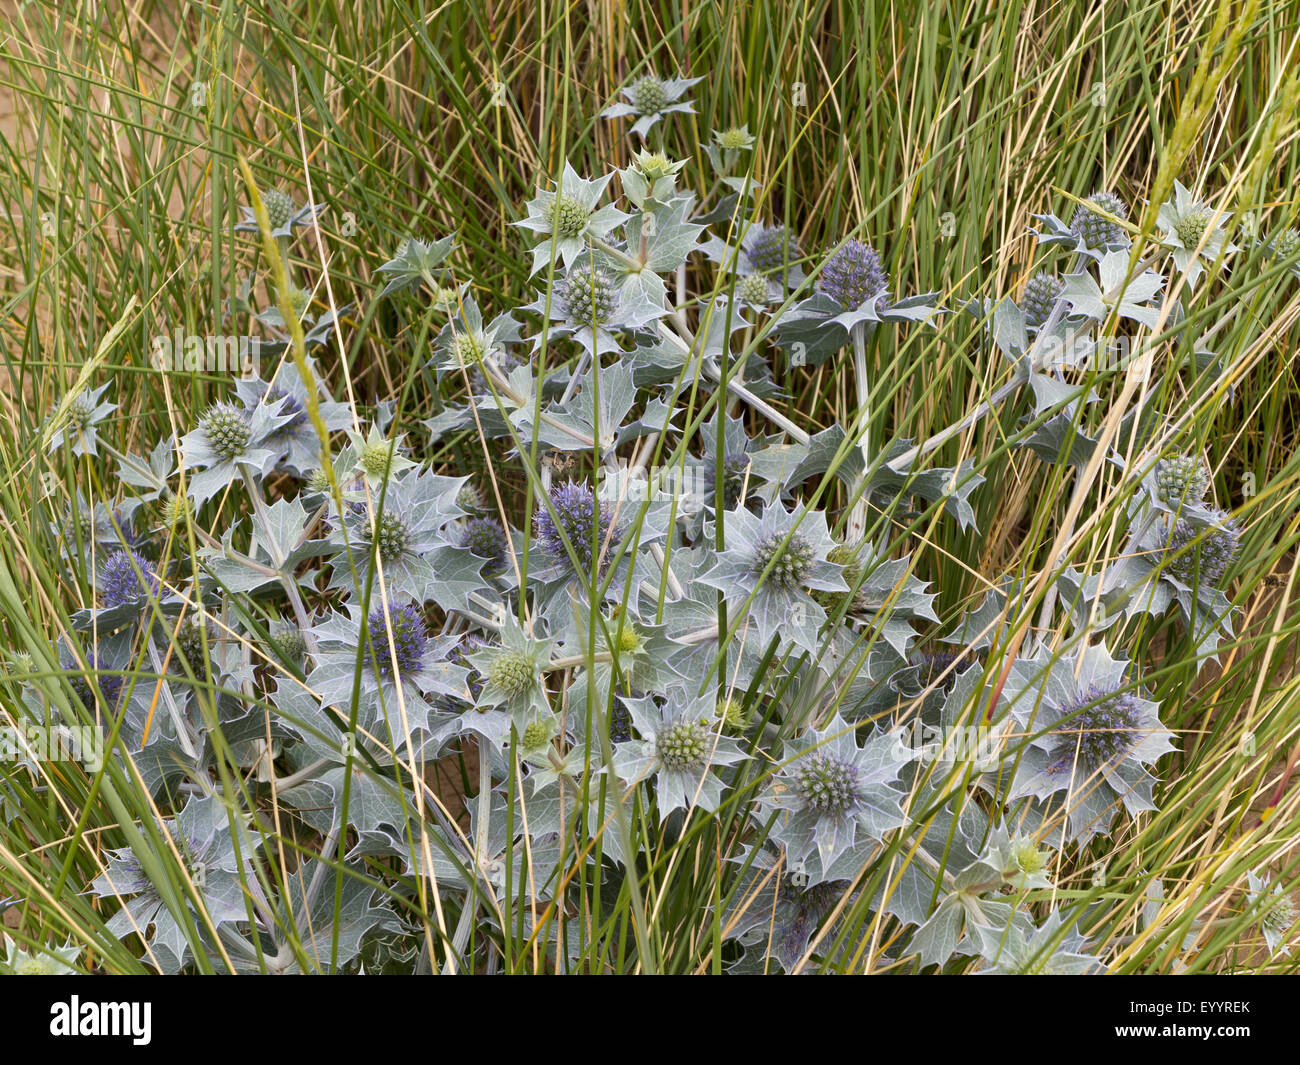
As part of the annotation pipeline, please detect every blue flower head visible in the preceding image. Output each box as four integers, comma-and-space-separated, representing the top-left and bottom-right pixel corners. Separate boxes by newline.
366, 601, 429, 678
819, 239, 886, 311
1005, 643, 1176, 843
1164, 512, 1240, 587
1021, 271, 1064, 330
535, 481, 623, 574
1070, 191, 1128, 250
69, 649, 123, 709
1047, 681, 1144, 774
99, 548, 159, 608
460, 517, 509, 568
706, 450, 752, 510
264, 386, 308, 437
743, 224, 801, 280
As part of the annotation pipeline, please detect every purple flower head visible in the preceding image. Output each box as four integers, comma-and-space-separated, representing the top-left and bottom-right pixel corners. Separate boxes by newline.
460, 517, 508, 567
1021, 271, 1064, 329
819, 239, 886, 311
791, 751, 863, 814
366, 602, 428, 677
69, 651, 123, 709
743, 224, 801, 278
774, 877, 842, 967
99, 548, 159, 608
1049, 681, 1141, 772
610, 698, 632, 744
1164, 513, 1239, 587
915, 647, 964, 690
534, 481, 623, 574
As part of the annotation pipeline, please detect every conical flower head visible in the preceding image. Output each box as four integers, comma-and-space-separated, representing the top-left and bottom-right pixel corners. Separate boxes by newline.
283, 286, 312, 320
819, 239, 885, 311
425, 282, 464, 312
450, 329, 486, 363
791, 751, 863, 814
69, 650, 123, 709
489, 650, 536, 698
1070, 191, 1128, 250
200, 402, 252, 461
716, 127, 754, 151
460, 517, 508, 567
1155, 455, 1210, 507
521, 718, 553, 749
174, 616, 208, 671
1165, 512, 1240, 587
366, 602, 428, 677
360, 442, 393, 479
100, 548, 159, 607
262, 189, 294, 229
456, 483, 484, 514
367, 511, 412, 563
1049, 681, 1143, 772
549, 195, 591, 239
707, 449, 751, 509
304, 469, 332, 495
744, 224, 800, 277
1005, 643, 1174, 844
813, 541, 869, 613
1263, 893, 1297, 940
1021, 271, 1064, 329
657, 719, 711, 771
632, 150, 677, 183
751, 531, 816, 590
269, 627, 307, 663
1269, 228, 1300, 260
629, 74, 669, 115
735, 273, 771, 306
1173, 206, 1213, 249
1258, 889, 1300, 946
264, 385, 308, 440
1011, 837, 1050, 878
557, 264, 619, 327
534, 481, 622, 574
65, 391, 97, 431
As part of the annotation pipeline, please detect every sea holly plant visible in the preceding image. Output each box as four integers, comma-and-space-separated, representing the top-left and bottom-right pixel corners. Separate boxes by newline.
15, 57, 1293, 978
1246, 870, 1296, 959
602, 72, 702, 138
1156, 180, 1237, 291
698, 499, 847, 655
45, 381, 116, 458
1000, 642, 1176, 843
515, 162, 630, 275
612, 690, 746, 818
759, 714, 913, 883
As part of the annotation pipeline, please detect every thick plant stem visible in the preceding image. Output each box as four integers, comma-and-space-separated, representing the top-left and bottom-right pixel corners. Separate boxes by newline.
847, 322, 873, 541
443, 752, 494, 974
